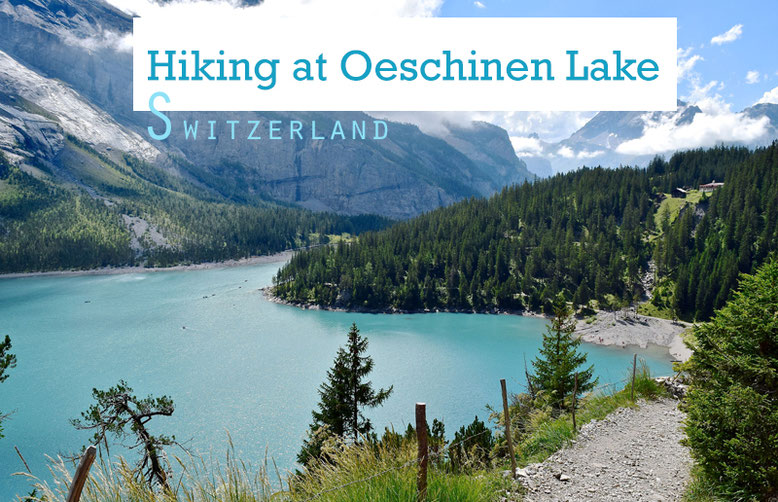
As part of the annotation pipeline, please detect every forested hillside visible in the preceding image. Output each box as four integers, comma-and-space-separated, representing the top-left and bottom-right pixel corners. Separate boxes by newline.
655, 145, 778, 320
273, 144, 778, 321
0, 149, 388, 273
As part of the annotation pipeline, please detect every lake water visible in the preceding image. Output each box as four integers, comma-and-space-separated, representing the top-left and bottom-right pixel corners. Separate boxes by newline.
0, 262, 674, 498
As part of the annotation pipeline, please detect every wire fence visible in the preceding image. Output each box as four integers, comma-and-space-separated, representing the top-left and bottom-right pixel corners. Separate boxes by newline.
298, 424, 503, 502
299, 457, 420, 502
60, 358, 647, 502
295, 369, 642, 502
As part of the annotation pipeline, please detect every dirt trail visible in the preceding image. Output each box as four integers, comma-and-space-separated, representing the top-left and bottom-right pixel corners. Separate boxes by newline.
518, 399, 691, 502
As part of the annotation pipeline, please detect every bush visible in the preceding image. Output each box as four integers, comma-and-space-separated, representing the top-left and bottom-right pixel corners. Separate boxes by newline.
683, 259, 778, 499
449, 416, 494, 472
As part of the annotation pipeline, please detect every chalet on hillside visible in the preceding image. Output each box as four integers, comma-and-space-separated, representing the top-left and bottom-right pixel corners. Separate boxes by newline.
700, 180, 724, 192
672, 187, 688, 198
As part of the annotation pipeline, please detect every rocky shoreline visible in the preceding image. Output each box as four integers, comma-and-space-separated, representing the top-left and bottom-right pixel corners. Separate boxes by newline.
263, 290, 692, 361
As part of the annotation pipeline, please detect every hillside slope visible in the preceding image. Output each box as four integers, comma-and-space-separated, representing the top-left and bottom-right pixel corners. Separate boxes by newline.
272, 144, 778, 321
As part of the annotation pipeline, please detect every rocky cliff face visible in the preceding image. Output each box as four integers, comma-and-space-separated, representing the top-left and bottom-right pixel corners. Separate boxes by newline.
441, 121, 535, 191
157, 111, 486, 218
0, 0, 532, 219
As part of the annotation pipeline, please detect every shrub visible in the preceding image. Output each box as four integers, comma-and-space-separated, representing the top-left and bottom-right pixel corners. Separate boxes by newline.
683, 258, 778, 499
448, 416, 494, 472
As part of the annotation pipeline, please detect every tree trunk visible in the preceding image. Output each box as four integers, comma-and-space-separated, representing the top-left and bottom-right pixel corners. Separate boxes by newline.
128, 412, 168, 491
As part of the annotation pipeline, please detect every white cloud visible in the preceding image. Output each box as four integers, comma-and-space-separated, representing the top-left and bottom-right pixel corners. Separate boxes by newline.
576, 149, 605, 159
746, 70, 761, 84
757, 86, 778, 104
677, 47, 703, 82
553, 145, 604, 159
62, 30, 133, 53
489, 111, 595, 142
616, 74, 773, 156
105, 0, 442, 19
473, 1, 486, 8
101, 0, 442, 54
685, 80, 723, 109
710, 24, 743, 45
510, 136, 544, 156
616, 111, 769, 156
370, 110, 595, 144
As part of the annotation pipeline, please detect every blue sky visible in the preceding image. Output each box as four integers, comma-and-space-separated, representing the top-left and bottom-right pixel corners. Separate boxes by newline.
108, 0, 778, 149
439, 0, 778, 111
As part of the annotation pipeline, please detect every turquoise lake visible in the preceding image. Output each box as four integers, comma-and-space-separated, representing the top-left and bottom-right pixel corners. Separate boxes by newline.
0, 262, 674, 498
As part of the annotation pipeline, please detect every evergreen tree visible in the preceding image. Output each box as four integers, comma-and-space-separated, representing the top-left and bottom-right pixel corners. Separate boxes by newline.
0, 335, 17, 438
0, 149, 387, 274
683, 258, 778, 499
71, 380, 175, 490
274, 144, 778, 323
449, 416, 494, 472
531, 295, 597, 413
0, 335, 15, 384
298, 323, 393, 466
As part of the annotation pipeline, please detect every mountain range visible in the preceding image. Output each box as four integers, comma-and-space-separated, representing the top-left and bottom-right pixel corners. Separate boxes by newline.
0, 0, 534, 221
516, 100, 778, 176
2, 0, 777, 273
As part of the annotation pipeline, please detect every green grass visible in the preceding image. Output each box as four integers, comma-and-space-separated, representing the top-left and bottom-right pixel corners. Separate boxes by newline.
306, 233, 355, 245
23, 365, 665, 502
682, 465, 721, 502
25, 440, 506, 502
291, 442, 505, 502
637, 277, 678, 320
61, 139, 135, 191
636, 300, 675, 320
654, 190, 704, 230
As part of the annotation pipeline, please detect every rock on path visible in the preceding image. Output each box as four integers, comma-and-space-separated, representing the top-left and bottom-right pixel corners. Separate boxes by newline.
518, 399, 691, 502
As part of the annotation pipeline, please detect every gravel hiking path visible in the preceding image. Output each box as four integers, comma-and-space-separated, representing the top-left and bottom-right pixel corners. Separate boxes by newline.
516, 398, 691, 502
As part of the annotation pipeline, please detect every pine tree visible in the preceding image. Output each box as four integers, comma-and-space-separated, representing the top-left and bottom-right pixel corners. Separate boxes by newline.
0, 335, 15, 384
684, 258, 778, 498
0, 335, 17, 439
71, 380, 175, 490
531, 295, 597, 413
298, 323, 393, 466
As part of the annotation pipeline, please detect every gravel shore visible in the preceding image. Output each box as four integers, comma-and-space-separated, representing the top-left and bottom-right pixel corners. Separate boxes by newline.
575, 311, 692, 362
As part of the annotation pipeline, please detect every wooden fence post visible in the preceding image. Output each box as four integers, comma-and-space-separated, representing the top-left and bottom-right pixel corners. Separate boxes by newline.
572, 372, 578, 432
500, 379, 517, 477
631, 353, 637, 401
416, 403, 428, 502
66, 445, 96, 502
